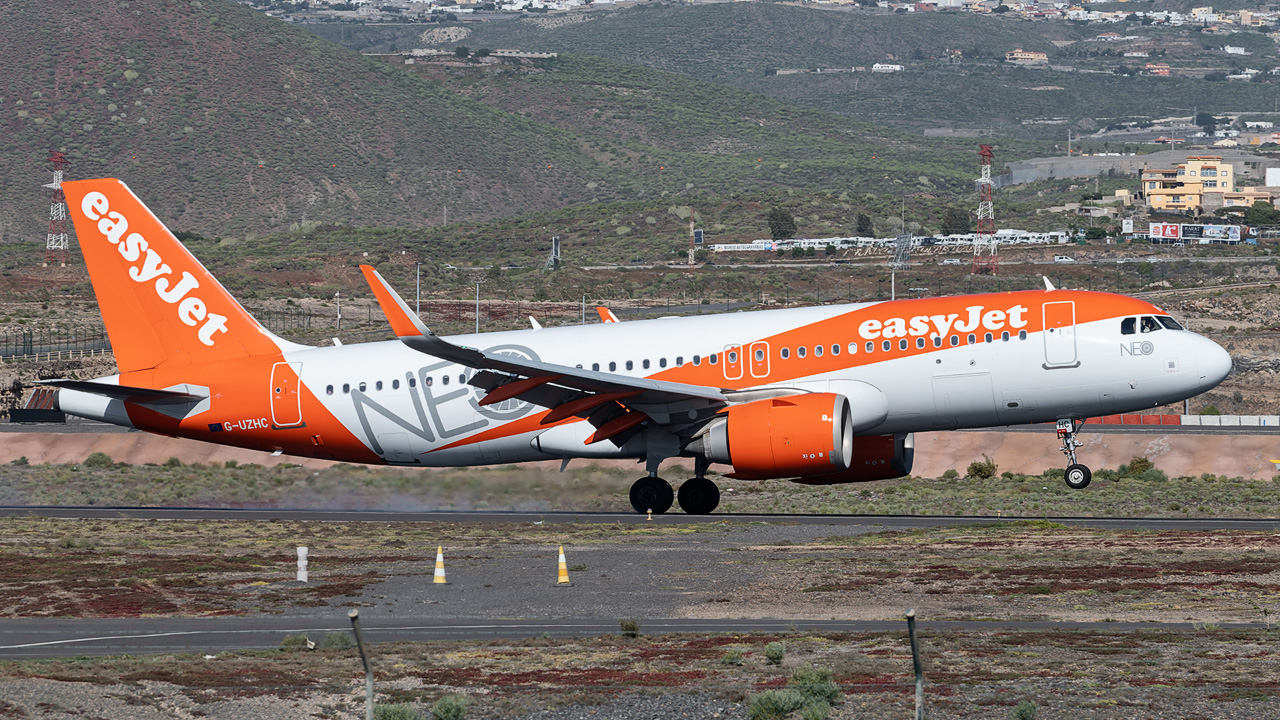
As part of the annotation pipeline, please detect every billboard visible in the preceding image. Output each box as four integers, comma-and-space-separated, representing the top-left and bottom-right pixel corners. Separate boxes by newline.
1181, 225, 1204, 239
1122, 217, 1133, 234
693, 229, 704, 246
1202, 225, 1241, 242
1149, 223, 1180, 239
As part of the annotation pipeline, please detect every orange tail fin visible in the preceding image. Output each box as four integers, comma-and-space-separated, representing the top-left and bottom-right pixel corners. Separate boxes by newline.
62, 178, 287, 373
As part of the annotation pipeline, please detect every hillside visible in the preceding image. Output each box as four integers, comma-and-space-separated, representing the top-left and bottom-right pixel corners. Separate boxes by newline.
0, 0, 1004, 244
322, 5, 1280, 137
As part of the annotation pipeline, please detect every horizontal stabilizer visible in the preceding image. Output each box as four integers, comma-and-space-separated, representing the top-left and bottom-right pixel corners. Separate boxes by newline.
39, 379, 207, 405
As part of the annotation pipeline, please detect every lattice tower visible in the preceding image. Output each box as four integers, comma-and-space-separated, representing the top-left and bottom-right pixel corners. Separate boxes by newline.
972, 144, 998, 275
43, 150, 70, 267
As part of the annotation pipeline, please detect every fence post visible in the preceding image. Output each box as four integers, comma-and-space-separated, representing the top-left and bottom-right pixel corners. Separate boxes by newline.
349, 609, 374, 720
906, 609, 924, 720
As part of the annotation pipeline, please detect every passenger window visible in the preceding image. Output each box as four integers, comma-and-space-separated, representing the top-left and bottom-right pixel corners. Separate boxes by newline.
1002, 331, 1010, 342
984, 333, 993, 343
342, 383, 350, 394
950, 335, 959, 346
814, 345, 823, 357
626, 360, 634, 371
882, 340, 891, 352
866, 341, 874, 353
376, 381, 383, 391
798, 346, 807, 358
1158, 316, 1183, 330
1121, 317, 1136, 335
726, 351, 736, 364
676, 356, 684, 366
833, 344, 842, 356
693, 355, 701, 366
326, 385, 333, 395
967, 333, 976, 345
392, 379, 400, 390
1018, 330, 1027, 340
609, 361, 617, 371
1140, 316, 1161, 333
358, 382, 366, 392
458, 374, 465, 384
916, 338, 925, 349
410, 377, 417, 388
781, 348, 790, 359
754, 348, 765, 362
932, 336, 941, 348
592, 363, 600, 371
899, 339, 908, 351
424, 377, 432, 387
443, 375, 450, 385
710, 354, 718, 365
659, 358, 667, 368
643, 359, 651, 369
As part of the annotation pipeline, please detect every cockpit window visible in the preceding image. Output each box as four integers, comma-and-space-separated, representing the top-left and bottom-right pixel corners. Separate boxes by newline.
1157, 316, 1183, 331
1140, 316, 1161, 333
1121, 317, 1136, 335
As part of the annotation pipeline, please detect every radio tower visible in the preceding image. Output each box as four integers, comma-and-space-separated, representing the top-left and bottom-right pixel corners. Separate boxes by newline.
43, 151, 70, 267
972, 144, 997, 275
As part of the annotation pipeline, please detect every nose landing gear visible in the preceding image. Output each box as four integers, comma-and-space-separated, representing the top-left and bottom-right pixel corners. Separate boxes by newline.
1057, 418, 1091, 489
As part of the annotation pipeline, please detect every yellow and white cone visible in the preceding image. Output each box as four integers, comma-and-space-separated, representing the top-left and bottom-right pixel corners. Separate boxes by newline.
433, 545, 449, 585
555, 545, 572, 587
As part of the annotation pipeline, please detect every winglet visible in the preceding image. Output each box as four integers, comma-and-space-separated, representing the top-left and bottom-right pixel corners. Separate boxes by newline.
360, 265, 432, 338
597, 306, 620, 323
1043, 276, 1056, 292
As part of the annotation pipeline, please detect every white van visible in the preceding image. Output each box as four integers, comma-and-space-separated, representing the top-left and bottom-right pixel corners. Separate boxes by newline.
1053, 255, 1075, 263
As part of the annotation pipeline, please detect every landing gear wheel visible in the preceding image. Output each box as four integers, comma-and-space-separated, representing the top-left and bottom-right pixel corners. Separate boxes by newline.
629, 476, 674, 515
677, 478, 720, 515
1065, 464, 1092, 490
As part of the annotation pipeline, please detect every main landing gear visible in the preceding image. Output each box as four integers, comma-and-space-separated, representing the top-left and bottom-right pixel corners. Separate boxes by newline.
1056, 418, 1092, 490
629, 460, 721, 515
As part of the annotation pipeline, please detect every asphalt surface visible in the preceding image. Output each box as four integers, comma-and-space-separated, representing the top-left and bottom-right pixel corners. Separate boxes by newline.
0, 617, 1266, 659
2, 505, 1278, 530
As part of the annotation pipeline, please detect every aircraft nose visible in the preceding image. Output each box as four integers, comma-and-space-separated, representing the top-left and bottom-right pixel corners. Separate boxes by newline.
1197, 337, 1233, 391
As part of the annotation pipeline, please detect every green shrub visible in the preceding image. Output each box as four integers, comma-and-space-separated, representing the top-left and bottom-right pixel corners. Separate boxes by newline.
84, 451, 113, 468
320, 631, 355, 650
374, 702, 422, 720
619, 618, 640, 638
1200, 405, 1221, 416
10, 456, 28, 466
57, 535, 94, 549
1126, 456, 1154, 475
224, 459, 239, 468
763, 641, 786, 665
966, 454, 997, 479
279, 633, 312, 651
720, 648, 745, 666
164, 456, 184, 468
748, 689, 806, 720
1140, 468, 1168, 482
940, 468, 959, 480
430, 694, 467, 720
1013, 700, 1037, 720
801, 702, 830, 720
788, 665, 841, 703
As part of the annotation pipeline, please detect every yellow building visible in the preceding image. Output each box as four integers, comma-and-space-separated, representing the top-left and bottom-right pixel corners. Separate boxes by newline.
1142, 156, 1234, 213
1223, 187, 1274, 207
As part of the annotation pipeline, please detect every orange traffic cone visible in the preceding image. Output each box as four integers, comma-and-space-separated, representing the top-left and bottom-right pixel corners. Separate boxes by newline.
555, 545, 572, 587
433, 545, 448, 585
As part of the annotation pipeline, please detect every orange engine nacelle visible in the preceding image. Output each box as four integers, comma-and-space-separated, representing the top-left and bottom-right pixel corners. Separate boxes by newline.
788, 433, 914, 485
702, 393, 853, 480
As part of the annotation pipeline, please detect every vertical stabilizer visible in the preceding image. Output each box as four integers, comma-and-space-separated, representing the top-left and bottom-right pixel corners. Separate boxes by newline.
62, 178, 285, 372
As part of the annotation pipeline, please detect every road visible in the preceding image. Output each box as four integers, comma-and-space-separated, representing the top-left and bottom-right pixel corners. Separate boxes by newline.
0, 617, 1266, 659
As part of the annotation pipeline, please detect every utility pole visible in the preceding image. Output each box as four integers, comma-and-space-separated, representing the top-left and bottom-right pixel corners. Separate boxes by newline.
416, 263, 421, 315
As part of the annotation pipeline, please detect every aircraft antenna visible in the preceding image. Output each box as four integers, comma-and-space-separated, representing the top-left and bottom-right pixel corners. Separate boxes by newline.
43, 150, 70, 267
890, 196, 911, 270
972, 144, 998, 275
543, 235, 561, 272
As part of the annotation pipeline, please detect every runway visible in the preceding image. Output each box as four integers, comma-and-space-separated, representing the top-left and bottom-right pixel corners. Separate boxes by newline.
0, 616, 1266, 659
2, 505, 1277, 530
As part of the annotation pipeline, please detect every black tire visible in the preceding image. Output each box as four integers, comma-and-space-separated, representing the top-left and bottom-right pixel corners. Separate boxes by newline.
629, 477, 673, 514
1065, 464, 1092, 490
677, 478, 721, 515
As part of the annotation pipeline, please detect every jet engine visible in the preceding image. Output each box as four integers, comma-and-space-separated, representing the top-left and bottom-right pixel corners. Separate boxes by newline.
789, 433, 915, 485
697, 393, 854, 480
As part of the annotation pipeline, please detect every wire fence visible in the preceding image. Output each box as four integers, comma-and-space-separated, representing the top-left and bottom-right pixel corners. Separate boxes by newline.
0, 329, 111, 361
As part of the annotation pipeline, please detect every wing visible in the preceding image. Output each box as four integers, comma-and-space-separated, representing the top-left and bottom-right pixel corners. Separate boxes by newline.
360, 265, 729, 445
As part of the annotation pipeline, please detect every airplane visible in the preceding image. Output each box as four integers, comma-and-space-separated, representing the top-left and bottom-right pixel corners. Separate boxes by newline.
45, 178, 1233, 515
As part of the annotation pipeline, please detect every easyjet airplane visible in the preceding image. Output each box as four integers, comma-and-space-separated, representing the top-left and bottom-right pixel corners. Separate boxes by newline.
46, 178, 1232, 514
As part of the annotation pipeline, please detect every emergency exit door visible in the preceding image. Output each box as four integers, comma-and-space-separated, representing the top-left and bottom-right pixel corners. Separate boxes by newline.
270, 362, 304, 428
